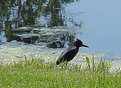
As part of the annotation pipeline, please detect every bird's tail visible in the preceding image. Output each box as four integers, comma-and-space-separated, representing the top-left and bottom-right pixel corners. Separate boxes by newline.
56, 60, 60, 65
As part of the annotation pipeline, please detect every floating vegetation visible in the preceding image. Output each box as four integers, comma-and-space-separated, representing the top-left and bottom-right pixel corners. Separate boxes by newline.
4, 27, 82, 48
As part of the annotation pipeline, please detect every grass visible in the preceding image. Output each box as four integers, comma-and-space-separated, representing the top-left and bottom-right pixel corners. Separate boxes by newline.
0, 56, 121, 88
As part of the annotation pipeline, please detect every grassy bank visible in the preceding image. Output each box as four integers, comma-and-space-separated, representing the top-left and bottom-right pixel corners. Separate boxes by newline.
0, 57, 121, 88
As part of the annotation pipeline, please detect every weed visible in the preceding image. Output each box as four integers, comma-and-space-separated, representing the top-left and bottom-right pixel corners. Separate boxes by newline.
0, 56, 121, 88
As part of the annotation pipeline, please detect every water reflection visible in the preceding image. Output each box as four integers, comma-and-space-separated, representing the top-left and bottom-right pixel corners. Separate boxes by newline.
0, 0, 82, 48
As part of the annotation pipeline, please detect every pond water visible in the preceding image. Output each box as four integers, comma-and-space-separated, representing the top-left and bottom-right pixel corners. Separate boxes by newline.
65, 0, 121, 54
0, 0, 121, 54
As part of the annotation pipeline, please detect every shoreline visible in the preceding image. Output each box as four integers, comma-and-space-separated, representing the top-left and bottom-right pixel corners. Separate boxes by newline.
0, 41, 121, 71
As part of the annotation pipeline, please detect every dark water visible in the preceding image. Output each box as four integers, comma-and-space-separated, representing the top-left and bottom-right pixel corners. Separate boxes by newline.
0, 0, 121, 54
0, 0, 79, 48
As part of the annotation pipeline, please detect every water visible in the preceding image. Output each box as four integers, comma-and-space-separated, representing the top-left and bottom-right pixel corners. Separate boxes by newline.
65, 0, 121, 53
0, 0, 121, 54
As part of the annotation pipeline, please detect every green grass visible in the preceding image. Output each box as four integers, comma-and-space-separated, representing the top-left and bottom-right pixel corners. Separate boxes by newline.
0, 56, 121, 88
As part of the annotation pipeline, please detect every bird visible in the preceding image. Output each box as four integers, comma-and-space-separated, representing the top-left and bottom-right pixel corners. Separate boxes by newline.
56, 38, 88, 65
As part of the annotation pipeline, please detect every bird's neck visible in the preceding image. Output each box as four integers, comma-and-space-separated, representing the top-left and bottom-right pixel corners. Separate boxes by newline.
73, 44, 80, 48
76, 47, 79, 51
72, 45, 80, 50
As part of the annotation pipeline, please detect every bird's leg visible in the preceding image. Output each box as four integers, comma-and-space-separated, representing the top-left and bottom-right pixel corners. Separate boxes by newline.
64, 61, 68, 67
66, 63, 67, 66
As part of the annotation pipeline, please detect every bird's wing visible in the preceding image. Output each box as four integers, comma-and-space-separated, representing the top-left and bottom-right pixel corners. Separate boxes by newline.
58, 46, 77, 61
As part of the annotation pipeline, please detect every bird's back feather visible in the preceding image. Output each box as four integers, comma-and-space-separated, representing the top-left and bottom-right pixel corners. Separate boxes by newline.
56, 46, 79, 65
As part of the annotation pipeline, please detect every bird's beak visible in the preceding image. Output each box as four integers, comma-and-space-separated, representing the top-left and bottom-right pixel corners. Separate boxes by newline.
82, 44, 89, 48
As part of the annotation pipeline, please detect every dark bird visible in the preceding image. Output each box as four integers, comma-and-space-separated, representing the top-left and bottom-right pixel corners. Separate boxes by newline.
56, 38, 88, 65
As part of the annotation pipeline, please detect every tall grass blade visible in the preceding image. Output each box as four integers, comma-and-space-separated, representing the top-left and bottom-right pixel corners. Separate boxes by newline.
92, 55, 95, 71
86, 57, 90, 69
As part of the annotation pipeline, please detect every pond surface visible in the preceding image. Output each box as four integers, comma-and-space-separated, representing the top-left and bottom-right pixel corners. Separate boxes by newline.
65, 0, 121, 54
0, 0, 121, 54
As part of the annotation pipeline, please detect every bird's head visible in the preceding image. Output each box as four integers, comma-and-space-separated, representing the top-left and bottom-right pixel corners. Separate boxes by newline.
74, 38, 89, 48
